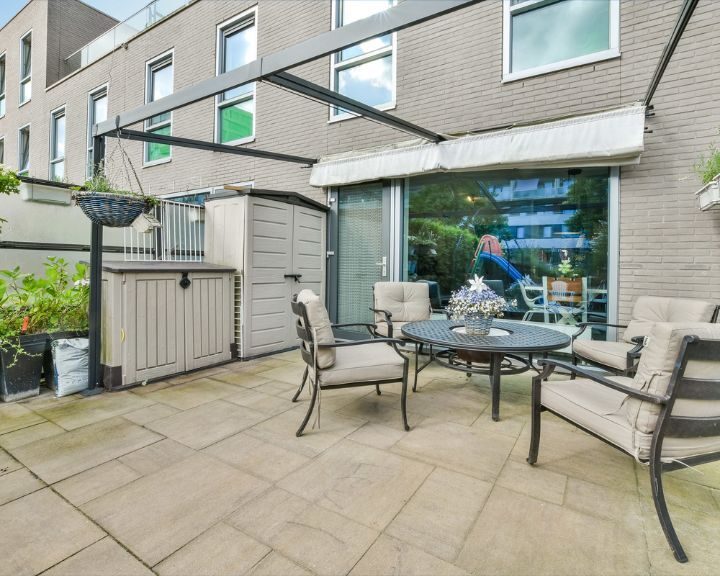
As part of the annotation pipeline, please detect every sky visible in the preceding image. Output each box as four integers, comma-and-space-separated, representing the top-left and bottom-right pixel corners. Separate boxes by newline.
1, 0, 153, 29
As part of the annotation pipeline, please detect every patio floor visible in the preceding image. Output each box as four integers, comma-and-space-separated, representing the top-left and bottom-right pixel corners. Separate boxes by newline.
1, 351, 719, 576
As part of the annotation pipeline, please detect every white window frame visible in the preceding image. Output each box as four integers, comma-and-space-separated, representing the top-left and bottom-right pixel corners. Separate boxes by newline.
214, 8, 257, 146
329, 0, 397, 122
0, 136, 5, 164
17, 123, 30, 175
87, 83, 108, 177
0, 52, 6, 118
144, 49, 174, 167
502, 0, 620, 83
49, 106, 66, 182
19, 30, 32, 106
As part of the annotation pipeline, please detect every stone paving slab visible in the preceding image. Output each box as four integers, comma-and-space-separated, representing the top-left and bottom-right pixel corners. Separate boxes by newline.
0, 403, 46, 435
0, 467, 45, 506
54, 460, 142, 507
29, 392, 154, 430
81, 452, 268, 567
0, 420, 65, 450
142, 378, 243, 410
0, 488, 105, 576
42, 537, 154, 576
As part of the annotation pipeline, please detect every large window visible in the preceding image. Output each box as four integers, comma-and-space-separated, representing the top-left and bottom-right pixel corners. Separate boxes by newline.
503, 0, 619, 81
49, 107, 66, 182
87, 85, 108, 177
403, 168, 611, 333
17, 124, 30, 175
144, 51, 173, 165
331, 0, 395, 119
0, 52, 6, 117
19, 31, 31, 104
216, 10, 256, 144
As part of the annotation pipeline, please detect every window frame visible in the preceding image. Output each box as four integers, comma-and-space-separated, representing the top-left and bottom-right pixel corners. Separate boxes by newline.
87, 83, 109, 177
19, 30, 32, 106
214, 7, 257, 146
0, 136, 5, 165
49, 106, 66, 182
17, 123, 30, 175
143, 49, 174, 167
0, 51, 6, 118
329, 0, 397, 122
502, 0, 620, 83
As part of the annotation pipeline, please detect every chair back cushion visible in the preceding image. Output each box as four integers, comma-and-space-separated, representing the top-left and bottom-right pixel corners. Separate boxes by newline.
625, 322, 720, 433
296, 289, 335, 369
623, 296, 716, 343
373, 282, 430, 323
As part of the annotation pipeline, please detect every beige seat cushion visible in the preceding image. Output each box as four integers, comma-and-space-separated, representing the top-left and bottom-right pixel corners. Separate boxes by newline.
625, 322, 720, 434
623, 296, 717, 344
374, 321, 410, 339
573, 339, 635, 371
542, 378, 720, 461
374, 282, 430, 324
296, 289, 335, 369
313, 342, 405, 386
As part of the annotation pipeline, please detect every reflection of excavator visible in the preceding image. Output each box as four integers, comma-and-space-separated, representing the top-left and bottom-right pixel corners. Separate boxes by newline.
468, 234, 524, 282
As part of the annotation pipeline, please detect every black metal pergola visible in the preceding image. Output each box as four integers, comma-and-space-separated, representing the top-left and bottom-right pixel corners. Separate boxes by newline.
83, 0, 698, 394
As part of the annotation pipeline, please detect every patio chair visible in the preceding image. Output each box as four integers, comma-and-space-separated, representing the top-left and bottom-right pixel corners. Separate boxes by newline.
290, 290, 410, 437
528, 321, 720, 563
572, 296, 719, 375
519, 282, 557, 323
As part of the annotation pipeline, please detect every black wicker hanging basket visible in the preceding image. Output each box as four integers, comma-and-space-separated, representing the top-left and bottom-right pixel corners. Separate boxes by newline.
74, 192, 152, 228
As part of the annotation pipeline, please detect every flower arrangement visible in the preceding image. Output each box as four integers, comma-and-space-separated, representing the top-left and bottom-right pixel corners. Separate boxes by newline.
446, 275, 511, 320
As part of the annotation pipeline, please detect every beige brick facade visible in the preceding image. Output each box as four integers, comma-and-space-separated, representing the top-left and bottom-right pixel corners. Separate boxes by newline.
0, 0, 719, 320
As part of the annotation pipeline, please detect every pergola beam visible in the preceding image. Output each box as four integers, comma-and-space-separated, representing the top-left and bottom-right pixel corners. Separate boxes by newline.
266, 72, 444, 143
94, 0, 479, 137
116, 128, 316, 165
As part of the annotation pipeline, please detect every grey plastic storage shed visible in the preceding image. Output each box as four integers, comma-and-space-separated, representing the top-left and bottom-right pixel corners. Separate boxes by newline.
101, 261, 235, 389
204, 189, 328, 358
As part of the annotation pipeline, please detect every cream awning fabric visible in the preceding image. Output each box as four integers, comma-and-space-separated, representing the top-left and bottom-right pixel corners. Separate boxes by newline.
309, 105, 646, 187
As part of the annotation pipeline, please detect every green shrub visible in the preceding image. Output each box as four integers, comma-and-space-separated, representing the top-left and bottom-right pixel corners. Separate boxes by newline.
0, 166, 21, 233
695, 144, 720, 185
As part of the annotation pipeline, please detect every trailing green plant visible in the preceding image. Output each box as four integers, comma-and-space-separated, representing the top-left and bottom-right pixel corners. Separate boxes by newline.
694, 143, 720, 185
0, 259, 89, 359
0, 166, 21, 233
72, 162, 159, 208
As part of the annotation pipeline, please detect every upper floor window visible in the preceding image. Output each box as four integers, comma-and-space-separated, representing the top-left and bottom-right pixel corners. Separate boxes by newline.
144, 51, 173, 165
216, 9, 256, 144
18, 124, 30, 175
0, 137, 4, 164
331, 0, 395, 119
19, 31, 32, 104
503, 0, 619, 82
50, 107, 66, 182
0, 53, 6, 117
87, 85, 108, 177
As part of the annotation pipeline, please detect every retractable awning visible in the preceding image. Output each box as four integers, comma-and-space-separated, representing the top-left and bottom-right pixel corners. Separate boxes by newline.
309, 105, 646, 187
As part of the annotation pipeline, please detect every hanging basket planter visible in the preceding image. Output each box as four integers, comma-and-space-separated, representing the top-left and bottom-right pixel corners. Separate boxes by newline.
74, 192, 152, 228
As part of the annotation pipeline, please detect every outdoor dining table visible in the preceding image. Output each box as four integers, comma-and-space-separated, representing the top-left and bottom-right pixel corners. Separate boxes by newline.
401, 319, 571, 421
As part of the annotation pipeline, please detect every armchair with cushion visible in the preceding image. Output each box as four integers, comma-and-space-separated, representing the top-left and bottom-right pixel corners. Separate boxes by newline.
291, 290, 410, 437
528, 321, 720, 562
572, 296, 719, 375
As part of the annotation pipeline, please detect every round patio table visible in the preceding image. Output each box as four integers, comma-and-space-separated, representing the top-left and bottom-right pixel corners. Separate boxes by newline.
401, 319, 570, 421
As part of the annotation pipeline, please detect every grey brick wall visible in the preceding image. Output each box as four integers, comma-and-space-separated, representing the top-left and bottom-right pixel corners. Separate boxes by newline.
1, 0, 719, 321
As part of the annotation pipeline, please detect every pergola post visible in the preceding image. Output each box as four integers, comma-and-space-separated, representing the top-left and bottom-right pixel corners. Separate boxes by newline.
83, 134, 105, 396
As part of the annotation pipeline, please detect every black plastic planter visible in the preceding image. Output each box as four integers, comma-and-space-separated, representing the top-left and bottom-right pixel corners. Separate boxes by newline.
0, 334, 46, 402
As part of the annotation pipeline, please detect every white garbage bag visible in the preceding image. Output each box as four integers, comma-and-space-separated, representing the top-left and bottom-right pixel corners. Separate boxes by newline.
51, 338, 89, 397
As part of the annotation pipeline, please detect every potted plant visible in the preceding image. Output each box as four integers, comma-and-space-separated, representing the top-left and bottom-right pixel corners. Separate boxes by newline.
72, 166, 158, 228
551, 251, 583, 303
0, 259, 90, 401
694, 143, 720, 211
446, 275, 512, 335
0, 166, 21, 233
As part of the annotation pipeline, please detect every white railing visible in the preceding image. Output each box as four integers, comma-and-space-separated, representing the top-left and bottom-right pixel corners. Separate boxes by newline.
64, 0, 191, 75
124, 199, 204, 262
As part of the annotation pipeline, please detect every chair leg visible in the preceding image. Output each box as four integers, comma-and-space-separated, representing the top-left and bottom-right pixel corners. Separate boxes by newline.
292, 367, 308, 402
527, 375, 542, 465
296, 377, 319, 437
413, 342, 419, 392
376, 384, 381, 396
650, 457, 688, 562
570, 354, 577, 380
400, 362, 410, 431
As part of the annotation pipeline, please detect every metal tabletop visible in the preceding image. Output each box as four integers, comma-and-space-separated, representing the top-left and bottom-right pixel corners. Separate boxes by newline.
400, 319, 570, 353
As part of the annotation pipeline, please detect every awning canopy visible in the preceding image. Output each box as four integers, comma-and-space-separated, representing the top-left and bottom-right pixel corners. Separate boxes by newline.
310, 105, 646, 187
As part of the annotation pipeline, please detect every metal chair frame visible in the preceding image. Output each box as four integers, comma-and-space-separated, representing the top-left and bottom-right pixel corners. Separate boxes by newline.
528, 336, 720, 563
290, 295, 410, 437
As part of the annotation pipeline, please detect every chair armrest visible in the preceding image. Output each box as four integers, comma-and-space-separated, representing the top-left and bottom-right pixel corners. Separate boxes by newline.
332, 322, 376, 336
322, 337, 404, 348
535, 359, 668, 405
431, 308, 450, 318
625, 336, 646, 373
369, 307, 392, 320
572, 321, 629, 342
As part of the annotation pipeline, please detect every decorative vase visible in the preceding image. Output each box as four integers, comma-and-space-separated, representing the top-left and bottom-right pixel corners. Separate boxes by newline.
464, 314, 492, 335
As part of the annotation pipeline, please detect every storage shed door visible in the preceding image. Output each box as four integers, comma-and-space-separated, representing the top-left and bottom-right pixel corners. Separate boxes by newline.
293, 204, 326, 301
244, 198, 294, 356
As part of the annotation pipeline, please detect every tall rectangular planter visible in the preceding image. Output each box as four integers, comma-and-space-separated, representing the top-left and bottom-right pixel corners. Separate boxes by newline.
0, 334, 46, 402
